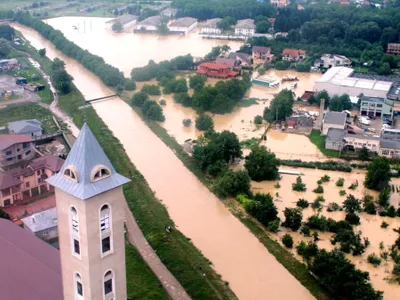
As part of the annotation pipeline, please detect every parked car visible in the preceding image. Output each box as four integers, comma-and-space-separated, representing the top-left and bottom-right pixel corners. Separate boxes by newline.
359, 117, 371, 125
367, 128, 376, 133
382, 123, 392, 129
348, 129, 356, 134
367, 114, 376, 120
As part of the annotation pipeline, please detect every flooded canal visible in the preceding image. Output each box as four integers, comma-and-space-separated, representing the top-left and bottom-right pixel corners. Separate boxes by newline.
13, 24, 314, 300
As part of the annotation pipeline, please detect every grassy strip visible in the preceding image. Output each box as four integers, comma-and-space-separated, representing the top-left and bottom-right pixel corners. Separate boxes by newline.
0, 102, 63, 133
308, 130, 340, 158
120, 92, 333, 300
125, 243, 169, 300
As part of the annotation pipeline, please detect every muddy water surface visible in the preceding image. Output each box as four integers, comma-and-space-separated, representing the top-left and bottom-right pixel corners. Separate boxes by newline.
14, 24, 314, 300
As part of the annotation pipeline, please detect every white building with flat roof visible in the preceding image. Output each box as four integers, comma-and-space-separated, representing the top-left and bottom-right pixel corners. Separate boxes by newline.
314, 67, 393, 98
168, 17, 197, 34
200, 18, 222, 34
22, 207, 58, 241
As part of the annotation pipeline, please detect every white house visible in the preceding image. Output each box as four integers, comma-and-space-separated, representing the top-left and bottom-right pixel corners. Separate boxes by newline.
234, 19, 255, 36
200, 18, 222, 34
168, 17, 197, 34
161, 8, 178, 18
106, 14, 138, 30
136, 15, 163, 31
314, 54, 351, 69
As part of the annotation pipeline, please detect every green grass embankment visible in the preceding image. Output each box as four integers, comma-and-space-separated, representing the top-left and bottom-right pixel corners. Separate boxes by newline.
308, 130, 340, 158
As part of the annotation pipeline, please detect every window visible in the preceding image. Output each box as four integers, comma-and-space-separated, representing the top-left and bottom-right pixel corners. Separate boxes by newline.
100, 205, 110, 231
17, 155, 22, 160
25, 182, 30, 188
91, 165, 111, 182
16, 148, 20, 152
37, 170, 41, 176
74, 239, 80, 255
6, 157, 12, 161
3, 199, 10, 206
377, 104, 383, 108
5, 150, 12, 155
102, 237, 111, 254
23, 142, 29, 149
64, 166, 78, 182
71, 207, 79, 233
104, 271, 113, 295
75, 273, 83, 298
25, 150, 31, 156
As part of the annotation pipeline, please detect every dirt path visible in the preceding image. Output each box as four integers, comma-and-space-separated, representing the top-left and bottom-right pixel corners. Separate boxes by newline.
123, 200, 191, 300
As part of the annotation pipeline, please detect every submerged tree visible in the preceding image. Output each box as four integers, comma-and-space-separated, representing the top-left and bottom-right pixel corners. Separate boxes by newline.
244, 145, 279, 181
365, 157, 390, 190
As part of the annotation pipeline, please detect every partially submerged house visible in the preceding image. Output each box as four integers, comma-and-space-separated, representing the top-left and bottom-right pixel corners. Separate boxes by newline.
282, 48, 306, 61
106, 14, 138, 29
227, 52, 252, 67
322, 111, 347, 135
168, 17, 197, 34
252, 46, 273, 61
234, 19, 256, 36
196, 62, 238, 78
136, 15, 162, 31
200, 18, 222, 34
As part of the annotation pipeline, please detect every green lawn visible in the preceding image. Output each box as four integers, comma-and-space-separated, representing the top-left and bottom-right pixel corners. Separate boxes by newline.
236, 98, 259, 108
0, 102, 62, 133
308, 130, 340, 158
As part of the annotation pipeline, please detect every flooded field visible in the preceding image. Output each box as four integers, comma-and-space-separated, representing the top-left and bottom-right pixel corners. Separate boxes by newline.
253, 167, 400, 299
14, 23, 315, 300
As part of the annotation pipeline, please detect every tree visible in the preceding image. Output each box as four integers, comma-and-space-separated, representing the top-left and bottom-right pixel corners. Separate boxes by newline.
263, 89, 294, 122
217, 17, 236, 31
142, 84, 161, 95
292, 176, 306, 191
130, 91, 149, 107
112, 22, 123, 32
244, 145, 279, 181
254, 115, 263, 125
378, 187, 391, 207
173, 93, 192, 107
282, 234, 294, 248
141, 100, 165, 122
0, 208, 10, 220
343, 195, 362, 214
365, 157, 390, 190
0, 25, 15, 41
38, 48, 46, 57
189, 74, 207, 90
157, 22, 169, 35
282, 208, 302, 231
0, 38, 11, 58
359, 146, 370, 161
215, 170, 251, 198
195, 114, 214, 131
124, 79, 136, 91
182, 119, 192, 127
50, 58, 73, 94
256, 20, 269, 33
377, 62, 392, 75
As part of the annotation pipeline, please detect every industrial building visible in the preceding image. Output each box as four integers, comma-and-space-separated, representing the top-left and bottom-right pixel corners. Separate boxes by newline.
106, 14, 138, 30
314, 67, 394, 99
168, 17, 197, 34
136, 15, 162, 31
359, 96, 394, 118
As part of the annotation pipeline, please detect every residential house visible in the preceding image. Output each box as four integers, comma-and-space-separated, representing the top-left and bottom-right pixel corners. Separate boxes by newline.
0, 218, 62, 300
359, 96, 393, 119
314, 54, 351, 69
161, 8, 178, 18
197, 62, 238, 78
0, 134, 35, 168
200, 18, 222, 34
325, 128, 346, 151
22, 207, 58, 242
168, 17, 197, 34
227, 52, 252, 67
380, 139, 400, 159
282, 48, 306, 61
322, 111, 346, 135
136, 15, 162, 31
286, 115, 313, 128
0, 155, 64, 207
234, 19, 256, 37
106, 14, 138, 30
387, 43, 400, 55
216, 58, 237, 70
270, 0, 290, 7
252, 46, 273, 62
325, 128, 380, 152
8, 119, 42, 137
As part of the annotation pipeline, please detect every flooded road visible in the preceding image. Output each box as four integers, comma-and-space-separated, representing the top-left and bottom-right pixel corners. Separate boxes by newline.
13, 24, 314, 300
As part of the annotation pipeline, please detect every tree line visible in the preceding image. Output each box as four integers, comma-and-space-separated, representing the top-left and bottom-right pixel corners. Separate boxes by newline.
14, 11, 126, 88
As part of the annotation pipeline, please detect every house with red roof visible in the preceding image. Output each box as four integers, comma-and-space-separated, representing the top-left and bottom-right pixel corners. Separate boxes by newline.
0, 155, 64, 207
0, 134, 35, 168
196, 62, 238, 78
252, 46, 274, 62
282, 48, 306, 61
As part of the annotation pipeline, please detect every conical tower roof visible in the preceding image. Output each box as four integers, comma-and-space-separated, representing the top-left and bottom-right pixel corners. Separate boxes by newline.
47, 123, 130, 200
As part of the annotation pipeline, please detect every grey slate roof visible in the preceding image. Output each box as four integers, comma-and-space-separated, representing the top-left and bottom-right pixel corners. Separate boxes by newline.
202, 18, 222, 28
47, 123, 130, 200
234, 19, 256, 30
361, 96, 385, 104
380, 139, 400, 150
169, 17, 197, 28
8, 119, 42, 135
326, 128, 346, 142
107, 14, 138, 25
22, 207, 58, 233
138, 15, 162, 26
324, 111, 347, 126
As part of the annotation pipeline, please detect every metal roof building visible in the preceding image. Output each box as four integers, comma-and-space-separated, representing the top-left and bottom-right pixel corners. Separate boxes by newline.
8, 119, 42, 137
22, 207, 58, 233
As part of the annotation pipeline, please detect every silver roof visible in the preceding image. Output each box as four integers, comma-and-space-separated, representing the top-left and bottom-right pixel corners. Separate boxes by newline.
47, 123, 130, 200
22, 207, 58, 233
323, 111, 347, 126
8, 119, 42, 134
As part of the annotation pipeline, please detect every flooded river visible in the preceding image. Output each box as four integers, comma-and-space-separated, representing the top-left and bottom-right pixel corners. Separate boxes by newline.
13, 24, 314, 300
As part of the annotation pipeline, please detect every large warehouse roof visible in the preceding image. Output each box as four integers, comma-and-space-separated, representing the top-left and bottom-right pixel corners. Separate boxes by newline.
316, 67, 393, 93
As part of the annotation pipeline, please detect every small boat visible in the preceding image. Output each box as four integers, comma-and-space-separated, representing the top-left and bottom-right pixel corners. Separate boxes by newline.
290, 82, 297, 89
282, 75, 299, 82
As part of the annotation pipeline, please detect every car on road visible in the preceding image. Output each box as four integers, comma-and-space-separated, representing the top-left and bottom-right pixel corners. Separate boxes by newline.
348, 129, 356, 134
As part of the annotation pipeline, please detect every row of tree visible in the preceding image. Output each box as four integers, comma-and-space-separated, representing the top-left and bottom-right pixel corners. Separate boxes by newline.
14, 12, 125, 88
130, 91, 165, 122
51, 58, 73, 94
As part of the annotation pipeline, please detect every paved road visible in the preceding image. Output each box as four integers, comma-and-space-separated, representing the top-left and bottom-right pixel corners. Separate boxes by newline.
123, 200, 191, 300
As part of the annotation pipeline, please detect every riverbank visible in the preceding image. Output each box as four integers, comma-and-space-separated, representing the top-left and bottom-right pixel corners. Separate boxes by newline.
12, 26, 237, 300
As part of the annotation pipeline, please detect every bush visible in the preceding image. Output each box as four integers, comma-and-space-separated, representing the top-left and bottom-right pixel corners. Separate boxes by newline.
141, 100, 165, 122
339, 190, 346, 196
306, 215, 328, 231
244, 145, 279, 181
378, 187, 390, 207
327, 202, 340, 212
124, 79, 136, 91
267, 219, 280, 233
282, 208, 303, 231
313, 185, 324, 194
159, 99, 166, 106
195, 114, 214, 131
320, 175, 330, 182
363, 195, 377, 215
336, 177, 344, 187
296, 198, 309, 209
282, 233, 294, 248
278, 159, 352, 172
367, 253, 382, 267
345, 212, 360, 225
386, 205, 397, 218
348, 182, 358, 190
142, 84, 161, 95
311, 199, 322, 210
292, 176, 306, 191
215, 170, 251, 198
182, 118, 192, 127
131, 91, 149, 107
254, 115, 263, 125
381, 221, 389, 228
300, 225, 311, 237
173, 92, 192, 107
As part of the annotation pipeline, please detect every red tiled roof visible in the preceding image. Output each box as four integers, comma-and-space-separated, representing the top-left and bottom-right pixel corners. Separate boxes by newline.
0, 134, 33, 151
301, 91, 315, 100
198, 62, 230, 70
0, 218, 62, 300
283, 48, 306, 57
0, 172, 21, 190
3, 194, 56, 220
30, 156, 65, 173
252, 46, 271, 54
216, 58, 236, 69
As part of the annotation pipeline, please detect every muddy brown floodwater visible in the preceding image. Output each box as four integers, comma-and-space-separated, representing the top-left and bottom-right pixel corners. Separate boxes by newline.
13, 23, 314, 300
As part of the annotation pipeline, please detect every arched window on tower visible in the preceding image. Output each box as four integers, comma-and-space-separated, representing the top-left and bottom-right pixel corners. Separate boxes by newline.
64, 165, 79, 182
75, 272, 83, 299
90, 165, 111, 182
70, 206, 80, 257
71, 207, 79, 233
100, 205, 110, 232
104, 270, 114, 298
100, 204, 112, 256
